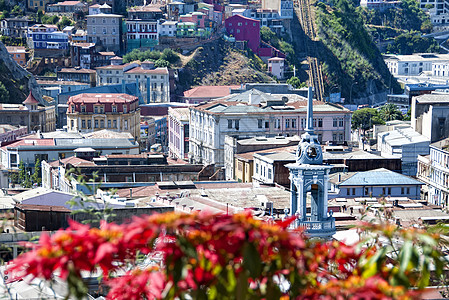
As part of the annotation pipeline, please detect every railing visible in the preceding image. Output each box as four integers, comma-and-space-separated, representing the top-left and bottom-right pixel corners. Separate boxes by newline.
296, 217, 335, 234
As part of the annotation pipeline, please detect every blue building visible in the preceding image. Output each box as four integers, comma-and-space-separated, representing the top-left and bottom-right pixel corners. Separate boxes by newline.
27, 24, 68, 50
333, 168, 423, 200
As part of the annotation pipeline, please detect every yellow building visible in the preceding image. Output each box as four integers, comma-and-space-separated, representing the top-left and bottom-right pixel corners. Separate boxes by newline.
234, 153, 254, 183
28, 0, 52, 11
66, 93, 141, 140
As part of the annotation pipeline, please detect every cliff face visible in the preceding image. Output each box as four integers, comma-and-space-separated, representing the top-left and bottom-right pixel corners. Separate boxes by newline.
0, 41, 44, 105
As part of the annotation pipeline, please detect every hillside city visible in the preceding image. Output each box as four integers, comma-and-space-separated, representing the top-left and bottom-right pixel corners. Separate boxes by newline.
0, 0, 448, 296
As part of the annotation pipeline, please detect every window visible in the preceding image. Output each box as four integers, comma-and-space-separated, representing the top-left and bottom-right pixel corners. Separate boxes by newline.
317, 118, 323, 127
108, 119, 111, 128
70, 120, 74, 128
81, 105, 86, 113
265, 121, 269, 129
364, 187, 369, 196
113, 120, 117, 128
276, 119, 281, 129
285, 119, 290, 128
100, 120, 104, 128
388, 187, 391, 195
228, 119, 232, 129
292, 118, 297, 128
339, 118, 344, 127
112, 105, 117, 113
95, 119, 99, 128
268, 169, 272, 179
235, 120, 239, 130
236, 29, 240, 33
347, 188, 350, 196
407, 187, 410, 194
352, 188, 355, 195
100, 106, 104, 113
258, 119, 262, 128
87, 120, 92, 129
124, 120, 128, 130
333, 118, 338, 127
123, 105, 127, 114
82, 120, 86, 128
94, 106, 98, 113
256, 163, 259, 174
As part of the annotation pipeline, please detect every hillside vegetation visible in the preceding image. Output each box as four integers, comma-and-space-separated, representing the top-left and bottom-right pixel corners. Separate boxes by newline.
177, 39, 273, 92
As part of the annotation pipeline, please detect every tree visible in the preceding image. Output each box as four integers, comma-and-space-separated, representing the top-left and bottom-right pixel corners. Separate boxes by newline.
154, 58, 170, 68
57, 16, 73, 30
379, 103, 403, 121
287, 76, 306, 89
351, 107, 385, 134
260, 26, 277, 46
0, 82, 9, 101
36, 10, 43, 23
7, 211, 447, 299
31, 158, 42, 186
160, 48, 180, 64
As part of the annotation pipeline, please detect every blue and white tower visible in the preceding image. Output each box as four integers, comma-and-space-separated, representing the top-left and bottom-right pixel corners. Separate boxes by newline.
286, 87, 335, 238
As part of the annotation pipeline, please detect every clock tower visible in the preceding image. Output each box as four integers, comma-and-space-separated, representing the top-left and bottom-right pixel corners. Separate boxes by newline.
286, 87, 335, 238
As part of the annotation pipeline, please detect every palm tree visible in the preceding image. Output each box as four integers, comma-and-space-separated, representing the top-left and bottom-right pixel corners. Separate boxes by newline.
380, 103, 403, 121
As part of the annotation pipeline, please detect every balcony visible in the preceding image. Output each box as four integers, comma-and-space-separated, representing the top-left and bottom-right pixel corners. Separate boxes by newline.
295, 217, 336, 237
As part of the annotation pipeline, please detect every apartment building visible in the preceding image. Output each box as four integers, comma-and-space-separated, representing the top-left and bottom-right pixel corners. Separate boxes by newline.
86, 13, 123, 52
189, 89, 352, 166
168, 107, 190, 160
66, 93, 141, 139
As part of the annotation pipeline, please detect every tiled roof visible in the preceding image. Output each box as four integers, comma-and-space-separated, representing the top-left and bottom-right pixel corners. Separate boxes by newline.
59, 156, 96, 167
98, 51, 115, 56
128, 4, 163, 12
3, 139, 55, 149
183, 85, 239, 99
59, 68, 96, 74
236, 145, 296, 161
68, 93, 138, 104
37, 80, 88, 86
23, 92, 39, 105
96, 63, 134, 70
125, 67, 169, 75
50, 0, 83, 5
338, 168, 424, 187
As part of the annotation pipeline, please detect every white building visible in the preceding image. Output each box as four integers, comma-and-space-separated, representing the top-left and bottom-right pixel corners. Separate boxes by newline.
160, 21, 177, 37
189, 89, 352, 166
124, 63, 170, 103
86, 13, 123, 52
385, 53, 449, 76
268, 57, 285, 79
168, 107, 190, 160
417, 138, 449, 206
377, 127, 430, 176
96, 57, 139, 85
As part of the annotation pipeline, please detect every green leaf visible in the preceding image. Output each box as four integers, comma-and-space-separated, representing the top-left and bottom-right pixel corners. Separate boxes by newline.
236, 270, 249, 300
242, 243, 262, 278
399, 240, 412, 273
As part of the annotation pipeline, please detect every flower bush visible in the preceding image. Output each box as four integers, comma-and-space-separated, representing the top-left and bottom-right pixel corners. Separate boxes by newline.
7, 211, 448, 299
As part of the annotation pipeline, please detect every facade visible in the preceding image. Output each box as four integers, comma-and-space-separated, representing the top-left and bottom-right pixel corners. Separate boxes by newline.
168, 107, 190, 160
411, 94, 449, 143
1, 18, 34, 38
86, 13, 123, 52
160, 21, 177, 37
57, 67, 97, 86
384, 53, 449, 76
88, 3, 112, 15
268, 57, 285, 79
417, 138, 449, 206
27, 24, 68, 51
126, 5, 164, 50
262, 0, 294, 18
335, 168, 423, 200
183, 85, 239, 104
189, 89, 352, 166
360, 0, 400, 10
6, 46, 27, 67
96, 60, 139, 86
66, 93, 141, 139
28, 0, 52, 11
225, 15, 260, 54
377, 127, 430, 176
252, 151, 295, 186
124, 65, 170, 103
46, 1, 87, 13
0, 93, 55, 133
70, 43, 96, 69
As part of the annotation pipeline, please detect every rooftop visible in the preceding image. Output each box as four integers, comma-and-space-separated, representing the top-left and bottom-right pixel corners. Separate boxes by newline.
378, 127, 429, 146
183, 85, 239, 99
338, 168, 424, 187
168, 107, 190, 121
59, 68, 96, 74
383, 53, 449, 61
125, 67, 168, 75
415, 93, 449, 104
128, 4, 163, 12
67, 93, 138, 104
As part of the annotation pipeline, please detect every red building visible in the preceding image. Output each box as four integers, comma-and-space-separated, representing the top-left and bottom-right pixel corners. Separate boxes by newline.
225, 15, 260, 54
66, 93, 141, 139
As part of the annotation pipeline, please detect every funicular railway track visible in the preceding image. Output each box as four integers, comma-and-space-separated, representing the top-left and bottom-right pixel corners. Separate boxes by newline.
295, 0, 325, 101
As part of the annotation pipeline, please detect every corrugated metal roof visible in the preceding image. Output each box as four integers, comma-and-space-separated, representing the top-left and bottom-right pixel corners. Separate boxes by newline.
338, 168, 423, 186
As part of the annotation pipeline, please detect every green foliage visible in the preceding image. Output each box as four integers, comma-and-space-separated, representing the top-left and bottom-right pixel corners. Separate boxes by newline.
11, 5, 23, 16
160, 48, 180, 64
18, 161, 32, 188
41, 14, 59, 25
259, 26, 297, 66
36, 10, 43, 23
31, 158, 42, 187
0, 82, 9, 101
154, 58, 170, 68
260, 26, 277, 45
351, 107, 385, 131
287, 76, 307, 88
58, 16, 73, 30
379, 103, 403, 121
387, 31, 439, 54
123, 49, 161, 63
403, 108, 411, 121
357, 0, 432, 33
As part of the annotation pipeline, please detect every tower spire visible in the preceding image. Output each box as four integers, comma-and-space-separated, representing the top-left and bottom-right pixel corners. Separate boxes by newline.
305, 86, 314, 133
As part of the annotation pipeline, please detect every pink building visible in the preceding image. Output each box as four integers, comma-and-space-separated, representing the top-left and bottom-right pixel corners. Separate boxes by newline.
168, 107, 190, 160
179, 12, 207, 28
225, 15, 260, 54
